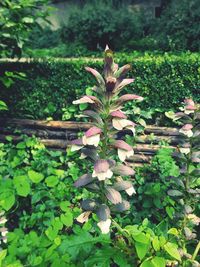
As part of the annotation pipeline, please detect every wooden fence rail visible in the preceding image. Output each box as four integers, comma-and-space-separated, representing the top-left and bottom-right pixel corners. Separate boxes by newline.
0, 118, 181, 167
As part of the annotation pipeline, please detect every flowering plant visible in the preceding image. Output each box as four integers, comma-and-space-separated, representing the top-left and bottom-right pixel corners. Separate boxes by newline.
168, 99, 200, 265
71, 46, 143, 233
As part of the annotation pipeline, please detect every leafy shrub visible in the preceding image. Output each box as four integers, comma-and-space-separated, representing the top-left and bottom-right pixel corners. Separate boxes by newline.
154, 0, 200, 51
0, 52, 199, 120
61, 1, 143, 51
133, 148, 180, 223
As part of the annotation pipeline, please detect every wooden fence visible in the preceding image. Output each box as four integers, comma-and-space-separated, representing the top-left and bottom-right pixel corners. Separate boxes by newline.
0, 118, 181, 167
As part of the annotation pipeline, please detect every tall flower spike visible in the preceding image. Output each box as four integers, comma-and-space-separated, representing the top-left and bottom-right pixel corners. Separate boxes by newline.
104, 45, 118, 78
72, 47, 142, 234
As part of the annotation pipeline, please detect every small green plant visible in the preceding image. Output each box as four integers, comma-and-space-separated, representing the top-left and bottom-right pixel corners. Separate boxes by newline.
71, 46, 143, 233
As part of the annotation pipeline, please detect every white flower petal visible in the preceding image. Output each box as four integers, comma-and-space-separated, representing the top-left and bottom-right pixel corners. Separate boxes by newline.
126, 126, 136, 135
71, 145, 83, 152
126, 149, 134, 158
80, 153, 87, 159
125, 186, 136, 196
76, 211, 91, 223
86, 134, 100, 147
0, 218, 7, 224
180, 148, 190, 154
106, 169, 113, 179
118, 149, 126, 162
185, 109, 194, 115
97, 219, 111, 234
112, 118, 124, 130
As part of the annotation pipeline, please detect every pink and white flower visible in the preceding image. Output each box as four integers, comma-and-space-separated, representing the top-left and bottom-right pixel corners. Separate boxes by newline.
92, 159, 113, 181
70, 138, 84, 152
76, 211, 92, 223
179, 124, 193, 137
97, 219, 111, 234
110, 110, 136, 134
113, 140, 134, 162
184, 99, 196, 114
82, 126, 102, 147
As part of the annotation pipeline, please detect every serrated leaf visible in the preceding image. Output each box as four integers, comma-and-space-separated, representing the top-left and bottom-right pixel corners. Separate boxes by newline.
140, 260, 154, 267
152, 236, 160, 251
151, 256, 166, 267
135, 241, 150, 260
0, 249, 7, 261
167, 228, 178, 236
132, 233, 150, 244
164, 242, 181, 261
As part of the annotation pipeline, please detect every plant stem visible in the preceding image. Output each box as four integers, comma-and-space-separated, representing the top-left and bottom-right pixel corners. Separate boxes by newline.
112, 219, 133, 247
192, 241, 200, 261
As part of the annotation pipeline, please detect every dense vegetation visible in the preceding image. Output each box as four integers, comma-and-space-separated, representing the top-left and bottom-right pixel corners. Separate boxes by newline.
0, 0, 200, 266
0, 52, 199, 121
26, 0, 200, 57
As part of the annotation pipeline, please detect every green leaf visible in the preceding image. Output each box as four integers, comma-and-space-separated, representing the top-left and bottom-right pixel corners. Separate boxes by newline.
0, 190, 15, 211
165, 206, 174, 219
165, 111, 175, 119
152, 236, 160, 251
151, 256, 166, 267
0, 100, 8, 111
0, 249, 7, 261
45, 226, 58, 241
22, 17, 34, 23
164, 242, 181, 261
60, 212, 73, 227
138, 118, 146, 127
79, 103, 88, 111
45, 175, 59, 187
135, 241, 150, 260
167, 190, 183, 197
167, 228, 179, 236
16, 142, 26, 149
59, 230, 110, 259
13, 175, 30, 197
60, 201, 71, 212
28, 170, 44, 184
132, 233, 150, 244
140, 259, 154, 267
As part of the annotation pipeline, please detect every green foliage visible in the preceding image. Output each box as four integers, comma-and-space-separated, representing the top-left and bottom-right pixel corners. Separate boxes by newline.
0, 52, 199, 119
154, 0, 200, 51
61, 1, 143, 51
0, 0, 49, 58
131, 148, 180, 223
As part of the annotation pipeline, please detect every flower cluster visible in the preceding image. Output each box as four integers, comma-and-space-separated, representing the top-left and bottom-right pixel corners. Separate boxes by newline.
71, 46, 143, 233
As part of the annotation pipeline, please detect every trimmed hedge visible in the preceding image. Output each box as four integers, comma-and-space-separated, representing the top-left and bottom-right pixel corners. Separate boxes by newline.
0, 53, 199, 119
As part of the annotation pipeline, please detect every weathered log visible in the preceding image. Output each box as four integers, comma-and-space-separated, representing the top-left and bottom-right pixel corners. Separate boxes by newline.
0, 127, 77, 140
128, 154, 152, 163
134, 144, 176, 154
144, 125, 180, 136
0, 118, 180, 136
136, 135, 181, 145
0, 118, 91, 131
